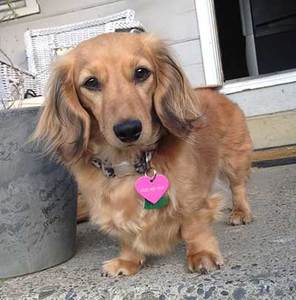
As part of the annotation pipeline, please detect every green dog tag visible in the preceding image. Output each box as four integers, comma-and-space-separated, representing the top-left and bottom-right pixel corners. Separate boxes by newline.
144, 195, 169, 209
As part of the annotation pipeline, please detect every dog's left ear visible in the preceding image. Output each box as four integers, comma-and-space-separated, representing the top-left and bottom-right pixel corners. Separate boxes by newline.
150, 38, 201, 137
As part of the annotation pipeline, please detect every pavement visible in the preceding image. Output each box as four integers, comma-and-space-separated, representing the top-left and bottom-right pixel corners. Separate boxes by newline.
0, 164, 296, 299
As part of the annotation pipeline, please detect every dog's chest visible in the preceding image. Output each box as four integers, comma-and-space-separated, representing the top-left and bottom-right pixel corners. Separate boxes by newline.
91, 177, 180, 254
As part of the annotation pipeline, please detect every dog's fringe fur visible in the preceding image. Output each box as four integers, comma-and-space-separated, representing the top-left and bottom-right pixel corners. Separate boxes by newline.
33, 57, 90, 164
32, 33, 253, 276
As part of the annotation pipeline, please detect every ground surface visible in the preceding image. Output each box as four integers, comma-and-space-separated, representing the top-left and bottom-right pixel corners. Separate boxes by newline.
0, 165, 296, 299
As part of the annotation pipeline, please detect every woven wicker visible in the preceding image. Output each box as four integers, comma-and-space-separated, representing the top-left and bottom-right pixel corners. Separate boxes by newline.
0, 61, 35, 109
0, 10, 143, 106
24, 9, 143, 95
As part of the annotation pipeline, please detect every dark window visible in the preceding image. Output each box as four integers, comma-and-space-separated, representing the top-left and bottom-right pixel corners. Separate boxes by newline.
214, 0, 296, 80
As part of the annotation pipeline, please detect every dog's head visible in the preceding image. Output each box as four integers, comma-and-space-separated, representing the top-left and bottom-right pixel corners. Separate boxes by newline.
34, 33, 200, 163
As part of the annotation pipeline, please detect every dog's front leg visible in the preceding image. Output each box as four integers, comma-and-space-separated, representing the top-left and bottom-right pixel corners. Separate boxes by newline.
102, 242, 145, 277
181, 196, 224, 273
181, 219, 223, 273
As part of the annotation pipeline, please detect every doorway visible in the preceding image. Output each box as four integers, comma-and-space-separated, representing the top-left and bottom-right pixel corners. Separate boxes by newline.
214, 0, 296, 81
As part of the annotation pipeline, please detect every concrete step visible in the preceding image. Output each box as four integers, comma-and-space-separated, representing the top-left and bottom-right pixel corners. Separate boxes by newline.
1, 165, 296, 299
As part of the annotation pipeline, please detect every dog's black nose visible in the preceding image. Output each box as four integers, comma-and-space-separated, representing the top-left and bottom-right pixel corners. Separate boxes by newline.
113, 119, 142, 143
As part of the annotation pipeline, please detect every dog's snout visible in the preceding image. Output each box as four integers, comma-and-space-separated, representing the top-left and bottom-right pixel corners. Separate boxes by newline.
113, 119, 142, 143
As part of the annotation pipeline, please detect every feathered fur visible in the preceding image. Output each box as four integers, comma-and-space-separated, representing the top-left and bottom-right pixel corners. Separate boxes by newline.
34, 33, 253, 276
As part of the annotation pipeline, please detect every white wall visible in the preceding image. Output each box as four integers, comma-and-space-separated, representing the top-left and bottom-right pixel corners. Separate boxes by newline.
228, 82, 296, 117
1, 0, 296, 118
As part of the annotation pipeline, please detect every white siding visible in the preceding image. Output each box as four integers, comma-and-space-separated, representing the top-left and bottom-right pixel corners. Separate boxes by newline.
228, 82, 296, 117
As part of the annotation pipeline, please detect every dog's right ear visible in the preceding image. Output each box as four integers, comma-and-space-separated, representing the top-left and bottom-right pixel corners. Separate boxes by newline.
146, 36, 202, 137
33, 55, 90, 164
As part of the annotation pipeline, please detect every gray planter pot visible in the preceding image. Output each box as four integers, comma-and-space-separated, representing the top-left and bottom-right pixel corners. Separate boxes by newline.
0, 107, 77, 279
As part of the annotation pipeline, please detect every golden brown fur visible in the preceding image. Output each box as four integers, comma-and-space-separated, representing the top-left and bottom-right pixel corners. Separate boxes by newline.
34, 33, 253, 276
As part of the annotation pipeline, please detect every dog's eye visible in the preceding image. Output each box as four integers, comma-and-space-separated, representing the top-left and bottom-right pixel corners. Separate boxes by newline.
134, 67, 151, 83
82, 77, 101, 91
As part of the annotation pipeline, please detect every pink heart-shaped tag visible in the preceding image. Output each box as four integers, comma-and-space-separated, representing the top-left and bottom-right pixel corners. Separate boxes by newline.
135, 174, 169, 204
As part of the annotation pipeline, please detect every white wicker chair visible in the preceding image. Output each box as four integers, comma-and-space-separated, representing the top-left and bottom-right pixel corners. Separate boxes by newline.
0, 10, 143, 106
24, 9, 143, 96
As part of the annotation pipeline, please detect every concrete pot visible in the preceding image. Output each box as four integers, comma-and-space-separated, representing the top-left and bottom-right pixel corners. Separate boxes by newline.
0, 107, 77, 278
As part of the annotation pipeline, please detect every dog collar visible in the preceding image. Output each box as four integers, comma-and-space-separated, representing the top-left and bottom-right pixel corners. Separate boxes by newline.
91, 152, 152, 178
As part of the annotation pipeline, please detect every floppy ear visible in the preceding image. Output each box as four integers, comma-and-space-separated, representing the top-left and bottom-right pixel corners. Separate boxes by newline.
33, 55, 90, 164
151, 39, 202, 137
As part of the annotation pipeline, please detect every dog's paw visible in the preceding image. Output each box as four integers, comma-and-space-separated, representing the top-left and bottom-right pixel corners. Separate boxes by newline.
229, 209, 253, 225
187, 250, 224, 273
102, 258, 141, 277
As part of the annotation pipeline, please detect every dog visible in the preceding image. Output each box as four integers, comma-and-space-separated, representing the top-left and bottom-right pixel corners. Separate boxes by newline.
34, 32, 253, 276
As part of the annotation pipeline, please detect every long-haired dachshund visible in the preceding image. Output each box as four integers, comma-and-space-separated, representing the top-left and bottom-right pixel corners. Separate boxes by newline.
34, 32, 253, 276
